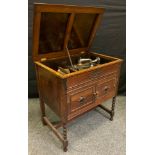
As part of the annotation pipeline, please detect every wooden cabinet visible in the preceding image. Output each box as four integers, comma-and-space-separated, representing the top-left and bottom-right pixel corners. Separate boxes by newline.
33, 3, 123, 152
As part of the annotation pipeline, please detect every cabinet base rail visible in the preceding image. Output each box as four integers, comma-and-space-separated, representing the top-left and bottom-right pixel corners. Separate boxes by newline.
98, 96, 116, 121
43, 116, 68, 152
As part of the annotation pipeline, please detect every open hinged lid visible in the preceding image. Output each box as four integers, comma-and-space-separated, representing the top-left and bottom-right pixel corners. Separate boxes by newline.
32, 3, 104, 61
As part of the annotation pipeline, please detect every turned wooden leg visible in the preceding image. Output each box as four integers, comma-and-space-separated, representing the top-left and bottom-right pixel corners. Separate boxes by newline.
39, 98, 46, 125
63, 123, 68, 152
110, 96, 116, 121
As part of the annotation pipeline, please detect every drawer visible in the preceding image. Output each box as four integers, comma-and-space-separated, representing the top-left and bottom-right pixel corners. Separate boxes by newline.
68, 86, 95, 113
95, 78, 117, 101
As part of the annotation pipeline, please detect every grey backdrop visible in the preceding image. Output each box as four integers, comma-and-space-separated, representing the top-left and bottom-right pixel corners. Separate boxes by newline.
28, 0, 126, 97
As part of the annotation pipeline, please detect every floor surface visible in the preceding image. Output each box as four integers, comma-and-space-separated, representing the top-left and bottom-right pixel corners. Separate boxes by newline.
28, 96, 126, 155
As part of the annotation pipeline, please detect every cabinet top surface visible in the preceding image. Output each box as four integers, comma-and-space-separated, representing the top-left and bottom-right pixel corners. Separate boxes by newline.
32, 3, 105, 61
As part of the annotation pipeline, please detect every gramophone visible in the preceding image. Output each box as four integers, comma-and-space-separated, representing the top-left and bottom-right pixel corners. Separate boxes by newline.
57, 47, 101, 74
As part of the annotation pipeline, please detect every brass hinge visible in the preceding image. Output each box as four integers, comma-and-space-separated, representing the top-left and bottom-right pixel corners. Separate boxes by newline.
40, 58, 47, 62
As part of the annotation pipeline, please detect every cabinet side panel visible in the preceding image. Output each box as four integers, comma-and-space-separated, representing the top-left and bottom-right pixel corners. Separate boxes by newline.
36, 65, 61, 117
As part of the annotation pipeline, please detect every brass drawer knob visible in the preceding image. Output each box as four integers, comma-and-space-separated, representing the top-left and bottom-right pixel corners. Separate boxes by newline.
79, 96, 85, 103
93, 92, 98, 97
103, 86, 109, 93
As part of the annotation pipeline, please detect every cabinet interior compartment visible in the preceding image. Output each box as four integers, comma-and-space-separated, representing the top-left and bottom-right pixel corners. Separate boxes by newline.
42, 52, 115, 73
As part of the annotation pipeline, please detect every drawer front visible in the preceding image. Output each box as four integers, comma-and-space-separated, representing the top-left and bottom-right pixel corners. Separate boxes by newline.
69, 86, 95, 113
95, 78, 117, 104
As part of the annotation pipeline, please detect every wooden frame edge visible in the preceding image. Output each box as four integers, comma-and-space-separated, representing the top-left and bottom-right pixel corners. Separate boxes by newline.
34, 3, 105, 14
33, 48, 87, 61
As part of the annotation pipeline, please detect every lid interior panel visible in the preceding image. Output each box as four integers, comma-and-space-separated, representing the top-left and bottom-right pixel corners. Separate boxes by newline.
33, 4, 104, 60
39, 12, 69, 54
68, 13, 97, 49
